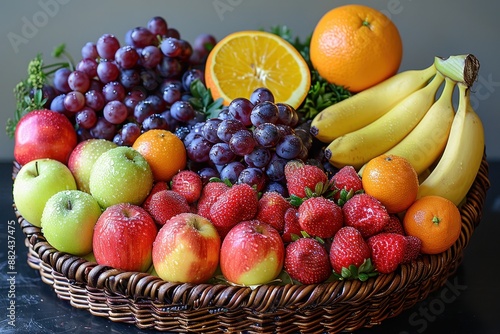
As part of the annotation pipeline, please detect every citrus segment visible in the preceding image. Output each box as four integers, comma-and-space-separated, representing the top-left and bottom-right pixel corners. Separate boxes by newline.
205, 30, 311, 109
132, 129, 186, 182
310, 4, 402, 92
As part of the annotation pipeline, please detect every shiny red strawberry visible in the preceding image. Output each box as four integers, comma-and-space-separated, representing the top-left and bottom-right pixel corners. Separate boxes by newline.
142, 181, 169, 208
402, 235, 422, 263
281, 207, 301, 244
170, 170, 203, 204
284, 237, 332, 284
284, 160, 329, 199
329, 226, 374, 280
256, 191, 293, 233
298, 197, 343, 239
143, 189, 190, 225
382, 214, 405, 235
209, 183, 259, 238
196, 181, 229, 220
367, 232, 406, 274
330, 165, 363, 205
342, 193, 390, 238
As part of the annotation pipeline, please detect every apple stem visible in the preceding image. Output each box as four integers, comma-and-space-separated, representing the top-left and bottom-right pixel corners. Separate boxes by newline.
35, 160, 40, 176
65, 199, 72, 211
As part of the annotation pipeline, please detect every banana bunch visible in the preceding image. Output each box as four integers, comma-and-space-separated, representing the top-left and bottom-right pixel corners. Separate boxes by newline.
311, 54, 484, 206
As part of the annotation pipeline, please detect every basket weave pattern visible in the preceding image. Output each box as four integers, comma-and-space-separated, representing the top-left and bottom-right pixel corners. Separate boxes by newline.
13, 155, 490, 333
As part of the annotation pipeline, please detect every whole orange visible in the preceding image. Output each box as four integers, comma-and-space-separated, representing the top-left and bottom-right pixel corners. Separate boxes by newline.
132, 129, 187, 182
361, 154, 418, 213
403, 195, 462, 254
310, 4, 403, 92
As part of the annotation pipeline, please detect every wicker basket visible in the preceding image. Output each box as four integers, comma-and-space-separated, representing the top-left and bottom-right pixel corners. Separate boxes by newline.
12, 154, 490, 333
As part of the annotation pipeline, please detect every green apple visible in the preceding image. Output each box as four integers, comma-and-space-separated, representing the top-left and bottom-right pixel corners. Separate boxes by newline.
89, 146, 154, 209
13, 158, 77, 227
41, 190, 102, 256
67, 139, 117, 193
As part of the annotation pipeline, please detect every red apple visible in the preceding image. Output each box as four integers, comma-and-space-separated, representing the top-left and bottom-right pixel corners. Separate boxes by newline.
152, 213, 220, 283
14, 110, 77, 165
93, 203, 158, 272
220, 220, 285, 286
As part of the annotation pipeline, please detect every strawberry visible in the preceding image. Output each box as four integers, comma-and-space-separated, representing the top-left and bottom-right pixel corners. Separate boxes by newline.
256, 191, 293, 233
329, 226, 375, 281
382, 214, 404, 235
209, 183, 259, 238
367, 232, 406, 274
402, 235, 422, 263
282, 207, 301, 243
142, 181, 169, 208
142, 189, 190, 225
196, 181, 229, 220
284, 237, 332, 284
330, 165, 363, 205
342, 193, 390, 238
284, 160, 329, 199
170, 170, 203, 204
298, 197, 343, 239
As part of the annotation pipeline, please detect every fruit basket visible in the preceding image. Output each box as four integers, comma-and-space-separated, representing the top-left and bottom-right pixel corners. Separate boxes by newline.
12, 153, 489, 333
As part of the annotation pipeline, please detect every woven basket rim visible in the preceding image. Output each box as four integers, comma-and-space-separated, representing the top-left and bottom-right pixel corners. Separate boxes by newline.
12, 154, 491, 331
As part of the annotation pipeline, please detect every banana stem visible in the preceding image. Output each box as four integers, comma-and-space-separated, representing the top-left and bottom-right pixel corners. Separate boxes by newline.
434, 54, 480, 88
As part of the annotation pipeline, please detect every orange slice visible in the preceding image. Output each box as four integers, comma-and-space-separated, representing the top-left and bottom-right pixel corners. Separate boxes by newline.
205, 30, 311, 109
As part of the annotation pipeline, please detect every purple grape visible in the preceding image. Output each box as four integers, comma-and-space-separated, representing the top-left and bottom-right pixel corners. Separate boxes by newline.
182, 68, 204, 91
52, 68, 71, 93
75, 107, 97, 129
193, 33, 217, 55
142, 113, 169, 131
140, 68, 160, 91
244, 147, 272, 168
63, 91, 85, 112
229, 129, 256, 156
220, 161, 245, 185
113, 133, 124, 146
276, 124, 295, 137
253, 123, 281, 148
266, 157, 287, 182
263, 181, 288, 197
144, 94, 166, 113
134, 100, 155, 123
201, 118, 222, 143
275, 134, 303, 159
76, 58, 98, 79
162, 82, 182, 105
50, 94, 67, 114
147, 16, 168, 37
140, 45, 163, 68
115, 45, 139, 69
217, 119, 245, 143
198, 167, 220, 185
182, 131, 200, 147
102, 81, 126, 102
103, 100, 128, 124
250, 101, 279, 126
160, 37, 182, 57
157, 56, 182, 79
85, 89, 106, 111
238, 167, 266, 192
120, 68, 142, 89
294, 128, 313, 150
161, 110, 179, 132
186, 136, 212, 163
89, 78, 104, 92
217, 107, 231, 120
96, 34, 120, 60
228, 97, 253, 126
127, 27, 155, 48
209, 142, 235, 165
276, 103, 294, 126
30, 84, 56, 108
90, 117, 116, 140
81, 42, 98, 59
178, 40, 193, 61
120, 122, 141, 146
166, 28, 180, 39
250, 87, 275, 105
97, 60, 120, 83
170, 100, 195, 122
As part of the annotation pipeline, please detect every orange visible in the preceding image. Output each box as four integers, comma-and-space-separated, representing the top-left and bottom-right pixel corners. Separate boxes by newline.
132, 129, 186, 182
205, 30, 311, 109
310, 4, 402, 92
403, 195, 462, 254
361, 154, 418, 213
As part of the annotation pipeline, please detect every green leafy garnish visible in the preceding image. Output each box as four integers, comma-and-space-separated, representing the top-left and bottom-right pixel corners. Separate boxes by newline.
188, 79, 224, 119
331, 258, 378, 282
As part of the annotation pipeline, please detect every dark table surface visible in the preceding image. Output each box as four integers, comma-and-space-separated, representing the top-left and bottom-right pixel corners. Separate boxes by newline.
1, 160, 499, 334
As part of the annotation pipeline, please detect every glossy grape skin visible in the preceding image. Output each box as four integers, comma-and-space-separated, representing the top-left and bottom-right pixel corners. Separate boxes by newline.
244, 147, 272, 168
103, 100, 128, 124
97, 60, 120, 83
50, 94, 67, 114
228, 98, 254, 127
217, 119, 245, 143
294, 128, 313, 150
162, 82, 182, 105
102, 81, 126, 102
53, 68, 72, 93
193, 33, 217, 55
142, 113, 169, 131
126, 27, 155, 48
75, 107, 97, 129
201, 118, 222, 143
81, 42, 98, 59
220, 161, 245, 185
157, 56, 182, 79
265, 157, 287, 182
90, 117, 116, 141
85, 89, 106, 111
140, 45, 163, 69
64, 91, 85, 112
250, 87, 274, 105
186, 136, 212, 163
147, 16, 168, 37
144, 94, 166, 114
170, 101, 195, 122
263, 181, 288, 198
238, 167, 266, 192
96, 34, 120, 60
209, 142, 235, 165
229, 129, 256, 156
182, 68, 204, 91
77, 58, 98, 78
115, 45, 140, 69
276, 103, 294, 126
120, 122, 142, 146
253, 123, 281, 148
250, 101, 279, 126
160, 37, 182, 58
67, 70, 89, 94
275, 134, 303, 160
120, 68, 142, 89
134, 100, 156, 123
197, 167, 220, 185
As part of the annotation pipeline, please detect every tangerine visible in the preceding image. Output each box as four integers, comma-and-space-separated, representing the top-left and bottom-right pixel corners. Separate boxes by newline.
361, 154, 418, 213
132, 129, 186, 182
403, 195, 462, 254
205, 30, 310, 109
310, 4, 402, 92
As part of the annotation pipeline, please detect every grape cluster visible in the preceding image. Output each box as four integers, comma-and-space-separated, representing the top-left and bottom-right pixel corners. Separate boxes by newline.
39, 16, 217, 145
181, 87, 319, 196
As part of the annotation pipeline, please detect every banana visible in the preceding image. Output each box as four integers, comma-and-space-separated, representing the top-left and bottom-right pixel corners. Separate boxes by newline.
325, 72, 445, 170
310, 64, 437, 143
363, 75, 456, 176
417, 83, 485, 206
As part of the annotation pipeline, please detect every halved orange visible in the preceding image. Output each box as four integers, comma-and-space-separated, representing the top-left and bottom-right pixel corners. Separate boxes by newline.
205, 31, 311, 109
